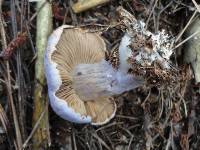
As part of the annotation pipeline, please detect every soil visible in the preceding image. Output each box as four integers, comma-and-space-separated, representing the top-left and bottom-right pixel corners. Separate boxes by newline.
0, 0, 200, 150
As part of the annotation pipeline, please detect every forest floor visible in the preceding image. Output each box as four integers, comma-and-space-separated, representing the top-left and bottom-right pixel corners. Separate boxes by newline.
0, 0, 200, 150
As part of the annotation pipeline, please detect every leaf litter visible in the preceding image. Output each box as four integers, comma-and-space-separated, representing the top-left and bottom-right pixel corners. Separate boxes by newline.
0, 0, 200, 150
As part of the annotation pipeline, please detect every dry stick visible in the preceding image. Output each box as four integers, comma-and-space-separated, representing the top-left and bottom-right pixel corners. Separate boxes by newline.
32, 0, 52, 149
192, 0, 200, 13
72, 0, 110, 13
172, 29, 200, 51
0, 0, 23, 149
156, 1, 174, 32
0, 0, 6, 47
128, 135, 134, 150
116, 115, 139, 120
6, 59, 23, 150
118, 126, 134, 149
69, 0, 78, 25
72, 130, 77, 150
175, 0, 200, 44
99, 130, 114, 149
11, 0, 27, 141
175, 10, 197, 43
29, 0, 47, 23
145, 0, 159, 30
0, 104, 13, 148
96, 122, 123, 132
158, 89, 164, 119
22, 105, 47, 150
0, 104, 8, 133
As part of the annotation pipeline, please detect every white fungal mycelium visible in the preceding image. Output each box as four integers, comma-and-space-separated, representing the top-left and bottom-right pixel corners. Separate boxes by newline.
121, 19, 174, 69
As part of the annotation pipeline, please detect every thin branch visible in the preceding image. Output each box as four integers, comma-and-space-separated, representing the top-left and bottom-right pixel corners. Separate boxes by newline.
0, 0, 23, 149
172, 29, 200, 51
175, 10, 197, 42
22, 104, 48, 150
192, 0, 200, 13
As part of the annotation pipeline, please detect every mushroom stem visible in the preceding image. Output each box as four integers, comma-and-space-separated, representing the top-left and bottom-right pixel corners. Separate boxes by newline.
73, 60, 143, 101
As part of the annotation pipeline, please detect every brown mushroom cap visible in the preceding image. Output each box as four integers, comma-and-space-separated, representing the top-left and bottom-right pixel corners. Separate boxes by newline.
48, 26, 116, 125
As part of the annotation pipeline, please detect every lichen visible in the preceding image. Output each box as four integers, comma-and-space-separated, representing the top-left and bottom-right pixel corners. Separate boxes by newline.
118, 6, 174, 70
128, 20, 174, 69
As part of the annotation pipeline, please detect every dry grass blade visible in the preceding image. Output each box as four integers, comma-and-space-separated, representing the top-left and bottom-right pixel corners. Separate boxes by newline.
0, 104, 9, 135
116, 115, 139, 120
0, 104, 14, 148
0, 0, 7, 48
32, 0, 52, 149
72, 130, 77, 150
0, 0, 23, 149
173, 29, 200, 51
11, 0, 28, 141
192, 0, 200, 13
145, 0, 159, 29
175, 10, 197, 43
22, 104, 47, 150
92, 133, 111, 150
5, 60, 23, 150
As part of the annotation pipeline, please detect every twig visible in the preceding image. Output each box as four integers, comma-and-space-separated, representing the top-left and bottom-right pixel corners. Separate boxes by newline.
156, 1, 174, 32
116, 115, 139, 120
192, 0, 200, 13
0, 0, 7, 48
22, 104, 47, 150
175, 10, 197, 43
92, 133, 111, 150
128, 135, 134, 150
0, 104, 13, 148
158, 89, 164, 119
6, 58, 23, 150
28, 0, 48, 23
172, 29, 200, 51
145, 0, 159, 29
0, 0, 23, 149
69, 0, 78, 25
72, 0, 110, 13
96, 122, 123, 132
72, 129, 77, 150
141, 89, 151, 108
100, 130, 114, 149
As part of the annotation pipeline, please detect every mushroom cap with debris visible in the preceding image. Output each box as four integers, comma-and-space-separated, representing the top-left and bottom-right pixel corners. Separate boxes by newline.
44, 25, 116, 125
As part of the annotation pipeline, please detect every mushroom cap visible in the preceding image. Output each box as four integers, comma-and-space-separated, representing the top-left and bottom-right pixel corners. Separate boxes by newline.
44, 25, 116, 125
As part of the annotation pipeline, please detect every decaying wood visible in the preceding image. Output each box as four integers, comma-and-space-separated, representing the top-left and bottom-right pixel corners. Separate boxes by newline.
32, 0, 52, 149
72, 0, 110, 13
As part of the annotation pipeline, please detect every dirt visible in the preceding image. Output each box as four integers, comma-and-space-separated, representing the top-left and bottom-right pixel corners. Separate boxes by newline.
0, 0, 200, 150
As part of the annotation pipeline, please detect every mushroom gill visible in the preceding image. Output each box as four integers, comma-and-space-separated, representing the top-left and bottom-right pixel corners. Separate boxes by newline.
51, 28, 116, 125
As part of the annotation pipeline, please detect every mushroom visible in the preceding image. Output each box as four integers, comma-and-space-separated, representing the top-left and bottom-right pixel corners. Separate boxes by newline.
44, 25, 143, 125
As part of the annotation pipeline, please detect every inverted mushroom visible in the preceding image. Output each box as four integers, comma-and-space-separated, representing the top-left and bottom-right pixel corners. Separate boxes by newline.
44, 25, 143, 125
